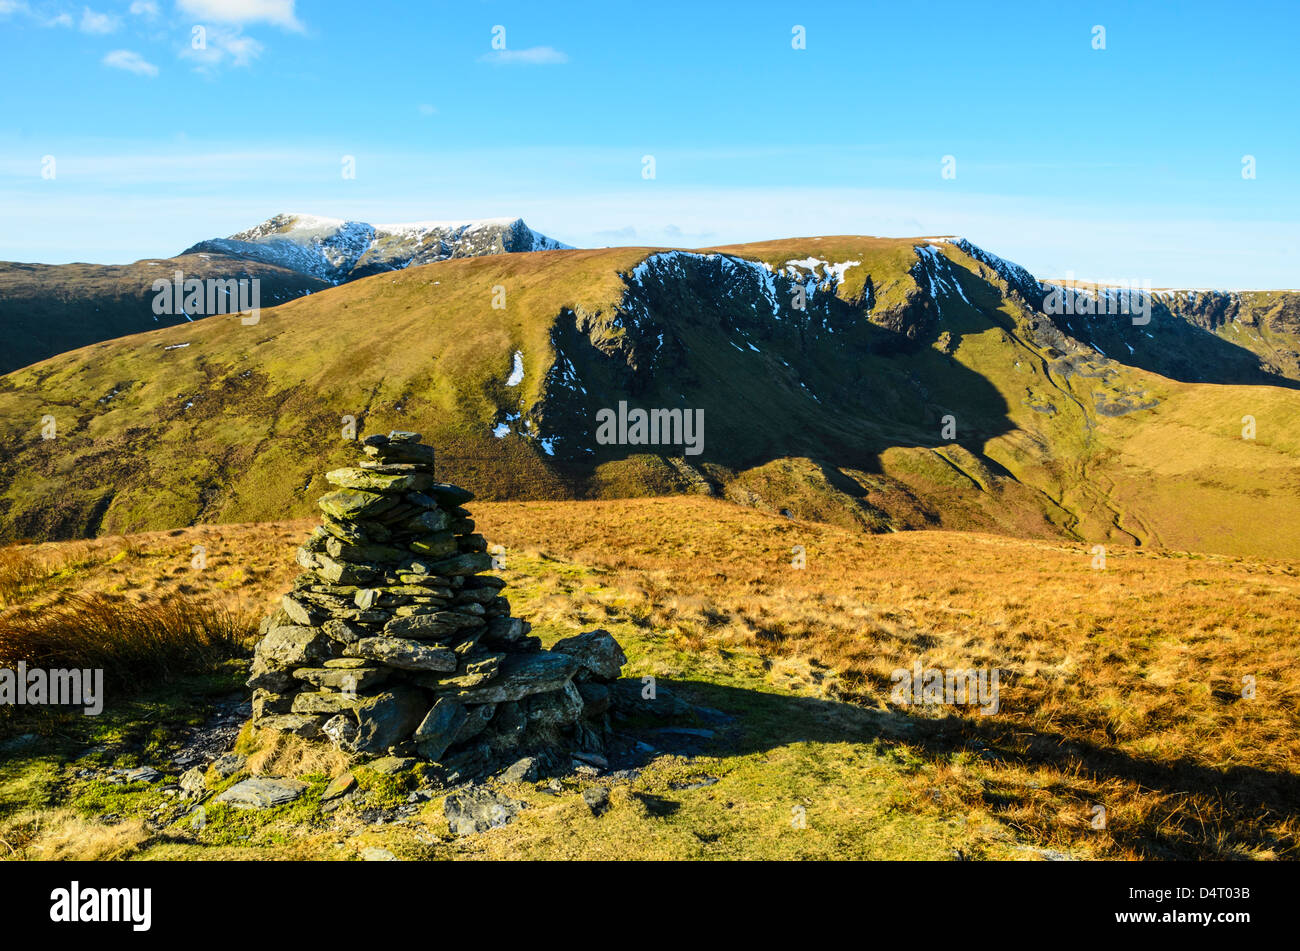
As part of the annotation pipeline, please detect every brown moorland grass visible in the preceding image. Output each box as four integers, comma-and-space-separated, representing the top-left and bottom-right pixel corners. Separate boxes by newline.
0, 544, 44, 607
0, 525, 304, 618
471, 497, 1300, 859
239, 726, 351, 780
0, 808, 152, 861
0, 580, 254, 701
3, 498, 1297, 858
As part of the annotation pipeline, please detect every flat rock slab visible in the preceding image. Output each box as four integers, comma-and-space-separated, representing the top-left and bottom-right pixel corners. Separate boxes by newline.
327, 466, 433, 493
384, 610, 483, 639
366, 756, 417, 775
215, 777, 309, 809
444, 787, 525, 835
500, 756, 538, 783
211, 752, 247, 778
365, 442, 436, 465
321, 772, 356, 801
318, 488, 399, 521
252, 624, 332, 674
293, 666, 390, 691
292, 691, 362, 715
552, 629, 628, 681
443, 651, 579, 703
347, 637, 456, 671
421, 552, 492, 577
325, 537, 410, 565
255, 713, 323, 738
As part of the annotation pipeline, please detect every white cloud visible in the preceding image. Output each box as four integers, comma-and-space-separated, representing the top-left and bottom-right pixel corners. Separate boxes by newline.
80, 6, 119, 33
0, 1, 73, 25
176, 0, 301, 30
129, 0, 158, 15
478, 46, 568, 66
417, 103, 437, 116
181, 25, 264, 70
102, 49, 158, 76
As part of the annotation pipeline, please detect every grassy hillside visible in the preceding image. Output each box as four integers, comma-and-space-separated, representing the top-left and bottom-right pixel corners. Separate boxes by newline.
1040, 279, 1300, 388
0, 254, 330, 375
1, 238, 1298, 561
1, 498, 1294, 859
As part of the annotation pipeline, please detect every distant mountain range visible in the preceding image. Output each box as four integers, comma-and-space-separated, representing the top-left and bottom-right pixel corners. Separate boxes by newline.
182, 213, 571, 283
0, 214, 569, 374
3, 230, 1300, 563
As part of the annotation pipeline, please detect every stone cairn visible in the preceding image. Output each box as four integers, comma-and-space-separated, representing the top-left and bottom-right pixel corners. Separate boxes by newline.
247, 431, 628, 779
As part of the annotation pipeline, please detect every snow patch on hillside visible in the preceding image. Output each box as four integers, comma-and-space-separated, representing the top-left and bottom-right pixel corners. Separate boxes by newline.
505, 350, 525, 387
913, 244, 972, 314
950, 239, 1042, 297
375, 216, 524, 234
628, 250, 858, 322
785, 257, 860, 286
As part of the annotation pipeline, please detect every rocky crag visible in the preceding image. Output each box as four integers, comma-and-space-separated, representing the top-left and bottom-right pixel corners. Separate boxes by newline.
247, 431, 628, 780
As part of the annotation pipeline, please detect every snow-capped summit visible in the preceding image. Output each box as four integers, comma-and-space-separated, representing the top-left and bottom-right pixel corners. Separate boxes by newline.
183, 213, 571, 283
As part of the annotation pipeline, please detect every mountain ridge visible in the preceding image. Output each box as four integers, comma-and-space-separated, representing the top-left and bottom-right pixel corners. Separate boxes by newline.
182, 212, 571, 284
0, 214, 570, 374
3, 234, 1299, 562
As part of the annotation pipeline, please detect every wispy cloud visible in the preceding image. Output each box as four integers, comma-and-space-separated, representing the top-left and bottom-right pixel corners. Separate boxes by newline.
417, 103, 437, 116
0, 1, 73, 26
478, 46, 568, 66
595, 226, 637, 241
181, 26, 264, 70
0, 146, 338, 183
128, 0, 158, 16
79, 6, 119, 33
102, 49, 158, 77
176, 0, 302, 31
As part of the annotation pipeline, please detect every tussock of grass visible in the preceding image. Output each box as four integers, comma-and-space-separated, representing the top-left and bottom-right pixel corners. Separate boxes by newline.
0, 808, 152, 861
0, 593, 253, 696
240, 725, 351, 780
0, 545, 41, 607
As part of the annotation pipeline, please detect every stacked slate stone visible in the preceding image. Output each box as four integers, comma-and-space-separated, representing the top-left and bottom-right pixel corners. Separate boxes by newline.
247, 431, 627, 777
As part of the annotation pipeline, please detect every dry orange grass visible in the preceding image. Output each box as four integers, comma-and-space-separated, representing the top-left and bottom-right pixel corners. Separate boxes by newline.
239, 725, 351, 780
8, 498, 1298, 857
0, 809, 151, 861
0, 545, 43, 606
0, 533, 262, 709
0, 522, 308, 619
471, 497, 1300, 859
0, 592, 253, 707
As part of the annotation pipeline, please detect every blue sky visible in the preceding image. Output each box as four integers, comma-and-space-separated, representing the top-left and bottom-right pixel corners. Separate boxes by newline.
1, 0, 1296, 287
